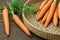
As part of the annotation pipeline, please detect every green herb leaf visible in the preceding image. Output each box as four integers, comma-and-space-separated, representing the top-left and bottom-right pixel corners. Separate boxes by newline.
11, 0, 23, 14
23, 5, 39, 15
0, 5, 4, 10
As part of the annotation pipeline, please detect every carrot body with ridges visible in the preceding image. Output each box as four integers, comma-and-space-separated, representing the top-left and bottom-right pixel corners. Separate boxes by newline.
36, 11, 40, 19
36, 0, 53, 21
45, 1, 56, 27
36, 0, 47, 19
58, 2, 60, 19
41, 9, 49, 23
2, 8, 10, 36
39, 0, 47, 10
7, 1, 31, 36
53, 8, 58, 26
12, 14, 31, 36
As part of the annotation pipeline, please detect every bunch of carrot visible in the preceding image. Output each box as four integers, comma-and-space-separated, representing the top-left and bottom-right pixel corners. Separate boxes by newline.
2, 7, 31, 36
36, 0, 60, 27
2, 1, 31, 37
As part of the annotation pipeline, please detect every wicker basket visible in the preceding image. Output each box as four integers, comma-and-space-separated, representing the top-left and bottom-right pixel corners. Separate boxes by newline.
22, 0, 60, 40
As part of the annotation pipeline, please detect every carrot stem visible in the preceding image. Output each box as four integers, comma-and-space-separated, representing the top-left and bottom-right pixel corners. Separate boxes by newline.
7, 2, 14, 15
7, 1, 31, 36
2, 3, 6, 9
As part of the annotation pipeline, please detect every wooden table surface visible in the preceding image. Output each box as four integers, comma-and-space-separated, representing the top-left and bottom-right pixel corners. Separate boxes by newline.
0, 0, 46, 40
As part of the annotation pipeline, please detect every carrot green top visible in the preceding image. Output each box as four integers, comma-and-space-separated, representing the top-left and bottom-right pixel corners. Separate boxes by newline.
0, 5, 4, 10
7, 0, 23, 15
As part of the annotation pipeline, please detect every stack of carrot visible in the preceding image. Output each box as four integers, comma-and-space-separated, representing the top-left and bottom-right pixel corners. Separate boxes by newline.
36, 0, 60, 27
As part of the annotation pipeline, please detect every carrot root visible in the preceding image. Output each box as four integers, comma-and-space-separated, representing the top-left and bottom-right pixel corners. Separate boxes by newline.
2, 8, 10, 36
39, 0, 47, 10
41, 9, 49, 23
53, 8, 58, 26
36, 0, 47, 19
45, 1, 56, 27
36, 0, 53, 21
58, 2, 60, 19
12, 14, 31, 36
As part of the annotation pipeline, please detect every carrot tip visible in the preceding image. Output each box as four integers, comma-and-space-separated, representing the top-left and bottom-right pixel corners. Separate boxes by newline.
55, 24, 57, 27
41, 21, 44, 24
6, 33, 10, 37
36, 19, 39, 21
28, 33, 32, 37
41, 20, 44, 23
25, 32, 31, 37
45, 24, 48, 27
6, 31, 10, 37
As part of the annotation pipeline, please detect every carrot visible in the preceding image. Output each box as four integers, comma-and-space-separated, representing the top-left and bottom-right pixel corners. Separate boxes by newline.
41, 9, 49, 23
7, 2, 31, 37
58, 2, 60, 19
39, 0, 47, 10
12, 14, 31, 36
2, 7, 10, 36
53, 8, 58, 26
45, 0, 56, 27
36, 11, 40, 19
36, 0, 53, 21
36, 0, 47, 19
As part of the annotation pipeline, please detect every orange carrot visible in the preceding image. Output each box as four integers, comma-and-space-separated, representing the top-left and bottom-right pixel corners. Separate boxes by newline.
39, 0, 47, 10
58, 2, 60, 19
36, 11, 40, 19
36, 0, 47, 19
2, 7, 10, 36
12, 14, 31, 36
53, 8, 58, 26
36, 0, 53, 21
45, 1, 56, 27
41, 9, 49, 23
7, 2, 31, 37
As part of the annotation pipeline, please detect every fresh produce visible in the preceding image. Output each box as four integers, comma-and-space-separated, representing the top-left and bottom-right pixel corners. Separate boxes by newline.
53, 8, 58, 26
36, 0, 47, 19
39, 0, 47, 10
12, 14, 31, 36
36, 0, 53, 21
7, 1, 31, 36
45, 0, 56, 27
41, 9, 49, 23
58, 2, 60, 19
2, 7, 10, 36
36, 11, 40, 19
23, 5, 39, 15
11, 0, 23, 14
0, 0, 60, 37
0, 5, 4, 10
